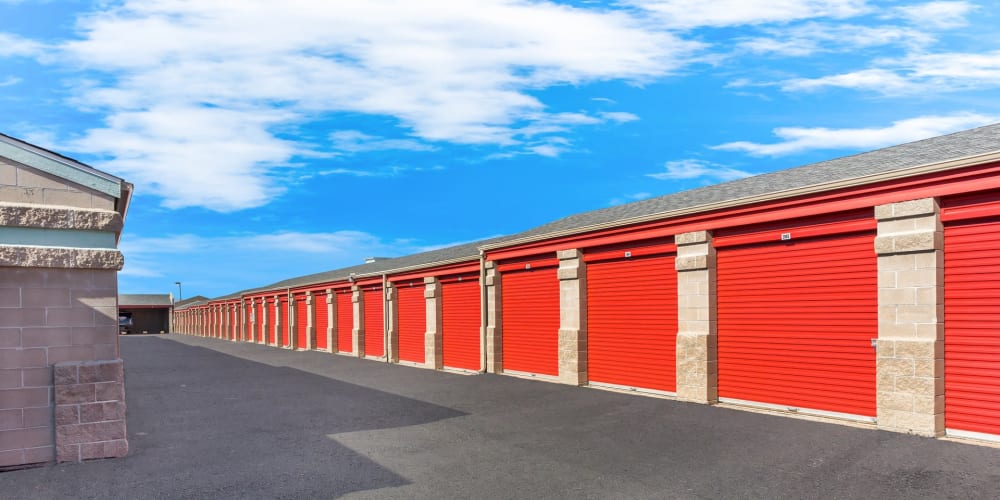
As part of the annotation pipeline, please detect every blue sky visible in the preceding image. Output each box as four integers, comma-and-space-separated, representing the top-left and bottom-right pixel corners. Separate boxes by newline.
2, 0, 999, 299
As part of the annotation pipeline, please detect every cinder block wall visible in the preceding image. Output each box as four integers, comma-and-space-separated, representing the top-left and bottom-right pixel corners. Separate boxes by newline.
1, 158, 128, 467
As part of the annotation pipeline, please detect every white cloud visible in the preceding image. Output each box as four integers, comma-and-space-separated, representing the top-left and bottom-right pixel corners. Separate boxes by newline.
23, 1, 696, 211
0, 76, 21, 87
67, 106, 299, 212
319, 165, 445, 178
712, 113, 998, 156
740, 23, 932, 57
629, 0, 869, 29
781, 68, 914, 92
329, 130, 435, 153
599, 111, 640, 123
894, 1, 974, 29
780, 51, 1000, 94
647, 159, 752, 181
0, 33, 45, 57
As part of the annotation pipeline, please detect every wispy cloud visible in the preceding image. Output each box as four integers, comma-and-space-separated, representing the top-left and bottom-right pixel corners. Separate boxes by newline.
712, 113, 998, 156
629, 0, 868, 29
781, 51, 1000, 94
647, 159, 752, 181
7, 1, 698, 212
0, 76, 22, 87
319, 165, 445, 178
892, 1, 974, 29
329, 130, 435, 154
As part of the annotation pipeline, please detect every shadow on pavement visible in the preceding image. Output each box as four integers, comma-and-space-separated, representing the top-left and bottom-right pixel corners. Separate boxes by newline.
1, 336, 466, 499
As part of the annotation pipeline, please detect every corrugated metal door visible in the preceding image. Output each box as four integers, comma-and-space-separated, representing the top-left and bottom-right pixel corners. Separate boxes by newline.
442, 273, 481, 371
943, 192, 1000, 437
715, 210, 878, 418
586, 242, 677, 393
295, 295, 308, 349
336, 289, 353, 353
231, 307, 238, 340
279, 297, 290, 347
396, 280, 426, 364
500, 256, 560, 376
363, 286, 385, 357
315, 293, 329, 351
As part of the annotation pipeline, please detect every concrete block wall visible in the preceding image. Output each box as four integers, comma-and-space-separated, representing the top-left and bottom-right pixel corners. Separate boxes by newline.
1, 157, 127, 467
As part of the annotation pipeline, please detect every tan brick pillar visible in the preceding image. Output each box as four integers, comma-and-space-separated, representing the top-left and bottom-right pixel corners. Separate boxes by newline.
352, 285, 365, 358
272, 295, 282, 347
386, 284, 399, 363
324, 290, 335, 352
874, 198, 944, 436
557, 250, 587, 386
259, 297, 277, 345
484, 261, 502, 373
289, 295, 299, 350
674, 230, 718, 404
305, 292, 316, 350
424, 277, 443, 369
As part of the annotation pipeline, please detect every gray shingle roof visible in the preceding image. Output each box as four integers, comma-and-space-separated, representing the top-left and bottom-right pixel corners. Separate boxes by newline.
118, 294, 173, 307
233, 235, 510, 295
498, 122, 1000, 242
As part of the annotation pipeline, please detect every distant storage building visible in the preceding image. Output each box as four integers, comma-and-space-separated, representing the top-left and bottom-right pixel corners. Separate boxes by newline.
118, 294, 173, 334
174, 123, 1000, 445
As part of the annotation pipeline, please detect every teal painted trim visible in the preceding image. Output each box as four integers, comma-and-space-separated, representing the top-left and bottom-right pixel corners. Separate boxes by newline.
0, 226, 116, 249
0, 141, 121, 198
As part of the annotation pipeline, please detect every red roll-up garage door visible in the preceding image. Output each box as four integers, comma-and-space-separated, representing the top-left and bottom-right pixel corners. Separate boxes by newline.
500, 256, 560, 377
364, 286, 385, 358
315, 292, 329, 351
442, 273, 480, 371
295, 295, 308, 349
231, 306, 238, 340
336, 289, 353, 353
943, 192, 1000, 437
715, 210, 878, 418
396, 280, 426, 364
586, 241, 677, 393
279, 297, 290, 347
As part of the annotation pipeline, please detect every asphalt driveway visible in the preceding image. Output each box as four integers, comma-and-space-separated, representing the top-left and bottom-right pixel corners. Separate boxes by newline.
3, 335, 999, 499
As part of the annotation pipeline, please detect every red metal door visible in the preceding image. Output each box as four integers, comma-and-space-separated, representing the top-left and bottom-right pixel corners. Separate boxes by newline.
363, 286, 385, 357
396, 280, 426, 364
716, 212, 878, 418
442, 274, 481, 371
315, 293, 329, 351
279, 297, 289, 347
337, 289, 353, 353
500, 256, 560, 376
586, 242, 677, 392
295, 295, 308, 349
943, 192, 1000, 436
231, 306, 238, 340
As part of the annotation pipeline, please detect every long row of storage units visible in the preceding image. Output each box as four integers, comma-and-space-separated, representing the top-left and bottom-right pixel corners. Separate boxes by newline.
175, 123, 1000, 444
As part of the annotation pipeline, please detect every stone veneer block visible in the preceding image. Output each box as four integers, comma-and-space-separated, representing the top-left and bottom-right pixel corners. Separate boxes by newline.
875, 198, 944, 437
53, 359, 127, 462
484, 263, 502, 374
557, 250, 586, 386
673, 231, 718, 404
424, 277, 443, 370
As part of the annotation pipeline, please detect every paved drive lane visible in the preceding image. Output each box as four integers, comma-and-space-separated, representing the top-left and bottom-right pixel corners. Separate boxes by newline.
2, 335, 999, 499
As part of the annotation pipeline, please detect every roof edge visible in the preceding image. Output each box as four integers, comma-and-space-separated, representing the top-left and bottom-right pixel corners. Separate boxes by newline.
479, 149, 1000, 252
0, 134, 123, 198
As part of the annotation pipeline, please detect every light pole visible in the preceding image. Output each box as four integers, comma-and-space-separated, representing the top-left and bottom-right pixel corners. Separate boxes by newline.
174, 281, 182, 301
